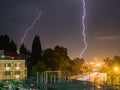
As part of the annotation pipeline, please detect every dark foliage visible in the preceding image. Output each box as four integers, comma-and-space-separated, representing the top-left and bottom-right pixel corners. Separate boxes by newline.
31, 35, 42, 61
0, 35, 17, 53
19, 44, 28, 54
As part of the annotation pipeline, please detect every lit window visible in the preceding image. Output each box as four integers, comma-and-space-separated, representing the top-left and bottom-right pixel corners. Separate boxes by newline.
15, 75, 20, 79
4, 63, 11, 67
6, 67, 10, 70
16, 67, 20, 70
15, 63, 21, 67
4, 63, 11, 70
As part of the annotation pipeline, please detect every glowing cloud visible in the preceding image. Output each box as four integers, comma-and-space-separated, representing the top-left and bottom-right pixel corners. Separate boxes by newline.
97, 35, 120, 40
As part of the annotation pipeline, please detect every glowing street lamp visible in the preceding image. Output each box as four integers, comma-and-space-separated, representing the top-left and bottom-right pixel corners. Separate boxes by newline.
1, 55, 5, 58
113, 67, 119, 85
96, 63, 101, 67
114, 67, 119, 72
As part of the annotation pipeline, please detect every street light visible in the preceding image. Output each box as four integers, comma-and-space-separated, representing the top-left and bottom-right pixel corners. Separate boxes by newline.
1, 55, 5, 59
96, 63, 101, 67
114, 67, 119, 72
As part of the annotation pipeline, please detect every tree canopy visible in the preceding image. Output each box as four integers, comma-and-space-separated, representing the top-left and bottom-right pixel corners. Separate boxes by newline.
0, 35, 17, 53
43, 46, 70, 71
19, 44, 28, 54
31, 35, 42, 61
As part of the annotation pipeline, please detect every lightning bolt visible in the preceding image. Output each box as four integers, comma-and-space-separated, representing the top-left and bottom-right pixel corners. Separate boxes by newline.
21, 11, 42, 45
80, 0, 88, 58
17, 10, 42, 53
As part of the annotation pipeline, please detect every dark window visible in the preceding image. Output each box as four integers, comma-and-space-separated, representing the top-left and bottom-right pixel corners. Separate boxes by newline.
4, 63, 11, 67
8, 63, 11, 67
15, 71, 20, 75
4, 71, 11, 75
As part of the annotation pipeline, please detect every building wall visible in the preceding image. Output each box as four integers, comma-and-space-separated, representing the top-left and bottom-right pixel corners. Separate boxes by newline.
0, 60, 27, 81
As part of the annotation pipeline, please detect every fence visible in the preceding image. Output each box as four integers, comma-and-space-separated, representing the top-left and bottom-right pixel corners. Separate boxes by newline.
38, 71, 97, 90
23, 71, 98, 90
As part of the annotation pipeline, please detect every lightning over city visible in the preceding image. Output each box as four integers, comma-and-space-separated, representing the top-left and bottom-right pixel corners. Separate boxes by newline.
0, 0, 120, 66
80, 0, 88, 58
1, 0, 120, 88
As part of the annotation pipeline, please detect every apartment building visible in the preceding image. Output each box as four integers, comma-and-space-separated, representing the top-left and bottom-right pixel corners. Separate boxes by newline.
0, 59, 27, 81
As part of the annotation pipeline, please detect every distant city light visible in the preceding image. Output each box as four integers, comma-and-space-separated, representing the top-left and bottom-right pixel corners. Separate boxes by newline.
96, 63, 101, 67
114, 67, 119, 71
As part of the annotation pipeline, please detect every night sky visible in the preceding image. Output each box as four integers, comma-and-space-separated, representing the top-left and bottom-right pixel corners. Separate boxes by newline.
0, 0, 120, 62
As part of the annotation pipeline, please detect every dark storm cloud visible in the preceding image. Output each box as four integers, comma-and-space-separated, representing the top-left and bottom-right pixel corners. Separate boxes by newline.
87, 0, 120, 35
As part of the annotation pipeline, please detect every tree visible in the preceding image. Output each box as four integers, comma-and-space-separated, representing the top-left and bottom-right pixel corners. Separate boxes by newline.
9, 80, 20, 90
28, 35, 42, 75
104, 56, 120, 71
19, 44, 28, 54
0, 35, 17, 53
103, 56, 120, 85
69, 58, 85, 75
43, 45, 70, 71
31, 35, 42, 65
32, 60, 47, 73
9, 40, 17, 52
19, 44, 30, 59
0, 35, 10, 50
